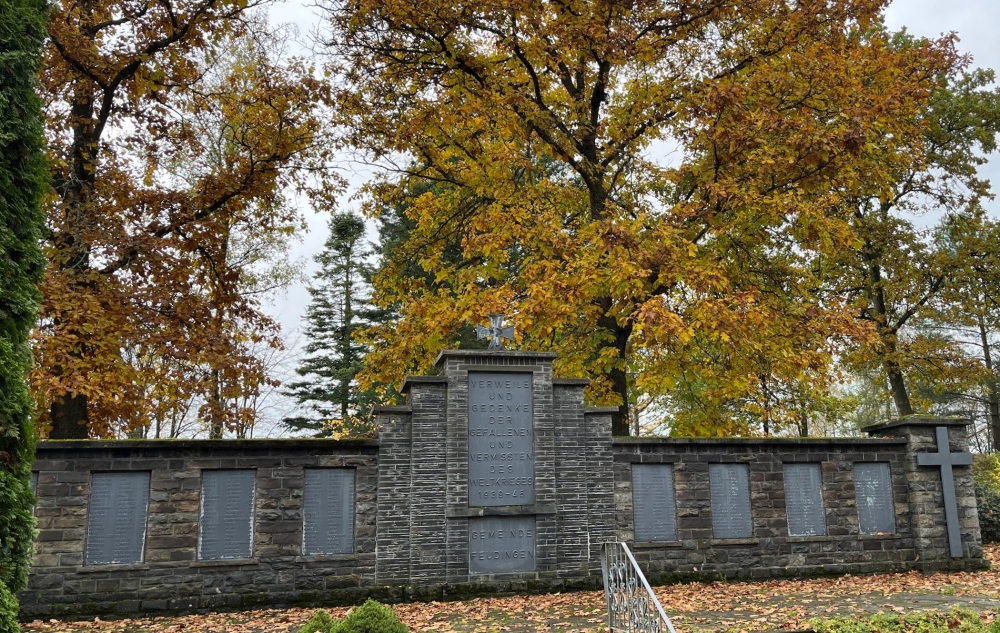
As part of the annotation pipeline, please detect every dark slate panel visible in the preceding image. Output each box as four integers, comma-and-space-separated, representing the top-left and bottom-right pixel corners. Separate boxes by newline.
469, 516, 535, 573
632, 464, 677, 542
854, 462, 895, 534
85, 472, 150, 565
468, 372, 534, 506
303, 469, 355, 555
199, 469, 256, 560
783, 463, 826, 537
30, 472, 37, 494
709, 463, 752, 539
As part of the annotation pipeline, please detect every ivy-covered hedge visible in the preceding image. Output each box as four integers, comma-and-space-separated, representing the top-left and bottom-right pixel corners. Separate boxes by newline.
973, 454, 1000, 544
0, 0, 49, 629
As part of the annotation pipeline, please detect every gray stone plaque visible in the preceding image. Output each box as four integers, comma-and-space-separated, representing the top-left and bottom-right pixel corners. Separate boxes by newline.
784, 463, 826, 537
30, 472, 37, 494
469, 516, 535, 573
199, 469, 256, 560
303, 469, 355, 555
468, 372, 534, 506
709, 463, 753, 539
85, 472, 150, 565
632, 464, 677, 542
854, 462, 895, 534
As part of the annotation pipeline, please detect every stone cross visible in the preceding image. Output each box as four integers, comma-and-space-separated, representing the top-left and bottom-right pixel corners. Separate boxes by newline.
475, 314, 515, 350
916, 426, 973, 558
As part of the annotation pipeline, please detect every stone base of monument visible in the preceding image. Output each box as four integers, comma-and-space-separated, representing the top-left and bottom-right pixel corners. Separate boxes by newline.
19, 350, 987, 617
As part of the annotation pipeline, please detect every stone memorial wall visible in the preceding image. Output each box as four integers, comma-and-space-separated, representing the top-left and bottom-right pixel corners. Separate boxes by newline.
20, 349, 987, 617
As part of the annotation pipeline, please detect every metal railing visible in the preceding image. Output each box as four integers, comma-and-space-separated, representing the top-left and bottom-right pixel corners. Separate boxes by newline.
600, 542, 677, 633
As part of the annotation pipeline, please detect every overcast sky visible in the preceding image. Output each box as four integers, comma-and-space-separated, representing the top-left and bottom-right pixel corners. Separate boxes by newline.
256, 0, 1000, 431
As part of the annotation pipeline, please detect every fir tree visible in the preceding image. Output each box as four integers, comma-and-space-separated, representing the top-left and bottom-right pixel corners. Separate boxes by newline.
284, 213, 380, 437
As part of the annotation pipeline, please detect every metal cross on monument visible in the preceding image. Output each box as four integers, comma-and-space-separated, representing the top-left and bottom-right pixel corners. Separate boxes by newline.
475, 314, 515, 350
916, 426, 973, 558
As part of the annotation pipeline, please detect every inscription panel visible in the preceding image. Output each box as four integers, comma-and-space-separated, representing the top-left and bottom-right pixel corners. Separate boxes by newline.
86, 472, 150, 565
632, 464, 677, 542
783, 463, 826, 536
469, 516, 536, 573
468, 372, 534, 506
854, 462, 895, 534
709, 463, 753, 539
199, 469, 256, 560
303, 468, 355, 555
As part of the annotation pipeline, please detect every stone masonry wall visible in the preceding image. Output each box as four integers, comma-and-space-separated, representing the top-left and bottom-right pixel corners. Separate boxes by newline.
22, 440, 378, 617
613, 434, 987, 583
20, 352, 987, 617
866, 418, 984, 568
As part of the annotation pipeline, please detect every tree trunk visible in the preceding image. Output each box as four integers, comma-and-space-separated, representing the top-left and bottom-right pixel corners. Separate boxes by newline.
48, 41, 100, 439
886, 356, 914, 417
977, 314, 1000, 451
600, 316, 632, 437
50, 394, 90, 439
209, 368, 224, 439
861, 235, 914, 419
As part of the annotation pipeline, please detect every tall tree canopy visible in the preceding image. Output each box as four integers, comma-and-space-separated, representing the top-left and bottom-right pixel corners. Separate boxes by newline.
0, 0, 48, 622
328, 0, 958, 434
824, 58, 1000, 420
34, 0, 338, 438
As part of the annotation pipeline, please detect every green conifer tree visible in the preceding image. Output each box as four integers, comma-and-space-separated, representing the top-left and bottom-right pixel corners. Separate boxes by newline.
284, 213, 382, 437
0, 0, 48, 625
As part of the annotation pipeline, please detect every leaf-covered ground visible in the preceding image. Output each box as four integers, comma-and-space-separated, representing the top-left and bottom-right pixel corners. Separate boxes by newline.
24, 546, 1000, 633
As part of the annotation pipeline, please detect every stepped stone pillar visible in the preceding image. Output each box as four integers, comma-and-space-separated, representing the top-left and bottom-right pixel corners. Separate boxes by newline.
865, 416, 984, 571
374, 349, 615, 592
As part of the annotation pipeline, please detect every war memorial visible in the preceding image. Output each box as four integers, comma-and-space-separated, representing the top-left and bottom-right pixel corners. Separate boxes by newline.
19, 345, 986, 616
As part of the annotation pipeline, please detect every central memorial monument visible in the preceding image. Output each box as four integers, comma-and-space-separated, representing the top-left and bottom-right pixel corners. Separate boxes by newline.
374, 341, 615, 590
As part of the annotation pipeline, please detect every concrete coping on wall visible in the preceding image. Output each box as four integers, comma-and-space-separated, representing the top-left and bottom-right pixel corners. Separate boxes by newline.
862, 416, 972, 434
400, 375, 448, 393
372, 405, 413, 414
433, 349, 559, 366
35, 438, 381, 451
553, 378, 592, 386
612, 436, 907, 446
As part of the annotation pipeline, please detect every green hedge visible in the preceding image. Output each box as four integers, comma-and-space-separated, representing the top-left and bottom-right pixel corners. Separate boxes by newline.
0, 0, 48, 628
974, 454, 1000, 544
299, 601, 409, 633
811, 609, 1000, 633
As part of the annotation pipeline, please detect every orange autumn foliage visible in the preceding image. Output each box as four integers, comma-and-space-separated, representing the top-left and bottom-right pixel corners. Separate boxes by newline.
34, 1, 338, 438
329, 0, 958, 435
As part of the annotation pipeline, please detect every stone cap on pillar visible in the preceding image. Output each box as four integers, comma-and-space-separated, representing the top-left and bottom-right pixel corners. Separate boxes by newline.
863, 415, 971, 436
433, 349, 559, 366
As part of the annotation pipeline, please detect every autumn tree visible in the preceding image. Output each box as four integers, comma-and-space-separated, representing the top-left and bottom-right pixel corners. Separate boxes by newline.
35, 2, 337, 438
931, 213, 1000, 448
824, 57, 1000, 418
284, 213, 383, 438
329, 0, 957, 435
0, 0, 47, 623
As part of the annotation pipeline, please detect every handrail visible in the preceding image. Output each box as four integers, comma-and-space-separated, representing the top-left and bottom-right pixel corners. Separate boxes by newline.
600, 542, 677, 633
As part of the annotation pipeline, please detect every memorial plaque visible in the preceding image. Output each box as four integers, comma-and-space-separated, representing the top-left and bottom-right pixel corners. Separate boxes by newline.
85, 472, 150, 565
854, 462, 895, 534
468, 372, 534, 506
709, 463, 753, 539
30, 472, 37, 495
199, 469, 256, 560
783, 463, 826, 537
632, 464, 678, 542
303, 468, 355, 555
469, 516, 535, 573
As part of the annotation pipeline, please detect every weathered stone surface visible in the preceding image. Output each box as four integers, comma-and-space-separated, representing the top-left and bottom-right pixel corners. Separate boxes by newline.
21, 358, 986, 616
22, 440, 377, 616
